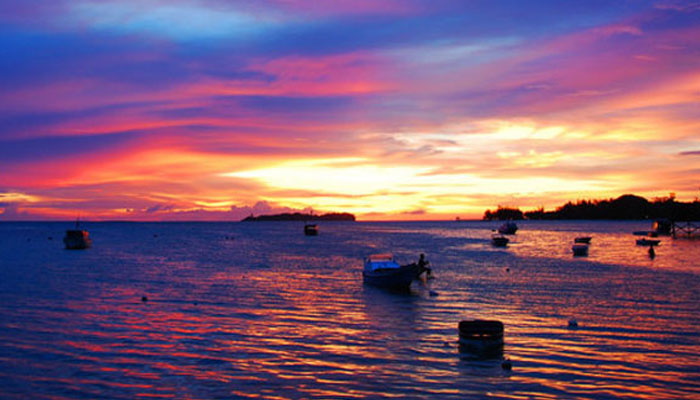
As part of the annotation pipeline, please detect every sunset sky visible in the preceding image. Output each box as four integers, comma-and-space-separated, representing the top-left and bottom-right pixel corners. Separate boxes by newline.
1, 0, 699, 221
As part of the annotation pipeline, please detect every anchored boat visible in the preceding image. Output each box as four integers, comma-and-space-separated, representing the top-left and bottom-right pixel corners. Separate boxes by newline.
362, 253, 424, 291
304, 224, 318, 236
63, 221, 92, 250
498, 222, 518, 235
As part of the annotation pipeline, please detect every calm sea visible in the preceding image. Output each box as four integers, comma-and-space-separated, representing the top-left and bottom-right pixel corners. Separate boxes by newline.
1, 220, 699, 399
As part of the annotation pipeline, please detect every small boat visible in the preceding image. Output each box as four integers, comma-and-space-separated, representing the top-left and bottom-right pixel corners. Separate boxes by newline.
458, 320, 504, 353
362, 253, 423, 291
636, 238, 660, 246
498, 222, 518, 234
574, 236, 591, 244
633, 231, 652, 236
572, 243, 589, 256
491, 235, 509, 247
304, 224, 318, 236
63, 222, 92, 250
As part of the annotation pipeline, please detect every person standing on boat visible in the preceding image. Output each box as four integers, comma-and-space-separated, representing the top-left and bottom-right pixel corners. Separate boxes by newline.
418, 253, 432, 277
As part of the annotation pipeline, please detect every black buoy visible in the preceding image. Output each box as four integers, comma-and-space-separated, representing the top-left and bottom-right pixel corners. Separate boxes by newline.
568, 318, 578, 328
501, 358, 512, 370
141, 296, 148, 302
429, 290, 439, 297
648, 246, 655, 259
505, 268, 510, 272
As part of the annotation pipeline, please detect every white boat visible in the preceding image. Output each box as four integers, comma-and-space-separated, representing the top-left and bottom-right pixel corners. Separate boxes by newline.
362, 253, 424, 291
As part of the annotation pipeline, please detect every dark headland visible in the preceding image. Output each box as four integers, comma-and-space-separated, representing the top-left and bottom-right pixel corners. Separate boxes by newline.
483, 194, 700, 221
241, 212, 356, 222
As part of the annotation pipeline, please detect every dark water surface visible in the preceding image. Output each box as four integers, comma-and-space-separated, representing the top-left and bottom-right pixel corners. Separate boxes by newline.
1, 221, 699, 399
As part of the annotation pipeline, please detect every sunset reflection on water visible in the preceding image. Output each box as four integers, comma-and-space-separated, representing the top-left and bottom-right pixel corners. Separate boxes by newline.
0, 221, 699, 399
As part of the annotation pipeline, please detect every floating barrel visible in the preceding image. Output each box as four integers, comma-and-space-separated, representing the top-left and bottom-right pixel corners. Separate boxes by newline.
458, 320, 504, 354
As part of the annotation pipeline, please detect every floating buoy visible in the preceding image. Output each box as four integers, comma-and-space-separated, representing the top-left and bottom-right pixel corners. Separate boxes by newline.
568, 318, 578, 328
505, 268, 510, 273
501, 358, 512, 370
458, 320, 504, 353
429, 290, 439, 297
443, 341, 450, 347
141, 296, 148, 302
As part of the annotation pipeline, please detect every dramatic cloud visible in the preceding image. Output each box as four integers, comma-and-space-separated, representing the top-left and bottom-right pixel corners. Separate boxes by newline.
1, 1, 699, 220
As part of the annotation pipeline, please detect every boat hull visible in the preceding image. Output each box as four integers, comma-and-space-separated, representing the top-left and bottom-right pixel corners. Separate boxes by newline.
636, 239, 660, 246
362, 263, 422, 291
491, 236, 509, 247
572, 244, 589, 256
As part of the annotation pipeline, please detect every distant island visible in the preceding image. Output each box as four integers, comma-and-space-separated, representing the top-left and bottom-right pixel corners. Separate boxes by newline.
484, 194, 700, 221
241, 212, 356, 222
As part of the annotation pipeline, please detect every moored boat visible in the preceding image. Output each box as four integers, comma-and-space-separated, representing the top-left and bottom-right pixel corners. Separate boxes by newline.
636, 238, 660, 246
574, 236, 592, 244
362, 253, 424, 291
572, 243, 589, 256
498, 222, 518, 234
491, 235, 509, 247
63, 225, 92, 250
304, 224, 318, 236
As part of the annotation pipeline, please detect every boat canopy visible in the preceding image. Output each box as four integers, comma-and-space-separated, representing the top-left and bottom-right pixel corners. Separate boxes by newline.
364, 253, 400, 271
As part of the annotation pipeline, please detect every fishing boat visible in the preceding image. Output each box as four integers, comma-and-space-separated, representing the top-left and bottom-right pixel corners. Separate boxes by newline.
362, 253, 423, 291
636, 238, 660, 246
574, 236, 592, 244
498, 222, 518, 234
491, 234, 509, 247
572, 243, 589, 256
304, 224, 318, 236
63, 221, 92, 250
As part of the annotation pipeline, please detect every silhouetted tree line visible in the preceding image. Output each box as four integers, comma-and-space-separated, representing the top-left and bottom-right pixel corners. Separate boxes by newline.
483, 207, 524, 221
483, 194, 700, 221
242, 212, 356, 222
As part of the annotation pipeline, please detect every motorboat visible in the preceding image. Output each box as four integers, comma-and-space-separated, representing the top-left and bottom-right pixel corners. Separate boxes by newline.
63, 222, 92, 250
574, 236, 592, 244
572, 243, 589, 256
491, 235, 509, 247
636, 238, 660, 246
362, 253, 424, 291
304, 224, 318, 236
498, 222, 518, 234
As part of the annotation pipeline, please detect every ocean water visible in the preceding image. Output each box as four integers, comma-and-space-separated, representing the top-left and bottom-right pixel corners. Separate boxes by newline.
1, 220, 699, 399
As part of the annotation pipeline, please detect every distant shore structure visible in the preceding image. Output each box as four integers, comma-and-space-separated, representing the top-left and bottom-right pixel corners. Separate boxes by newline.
671, 221, 700, 239
241, 212, 355, 222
